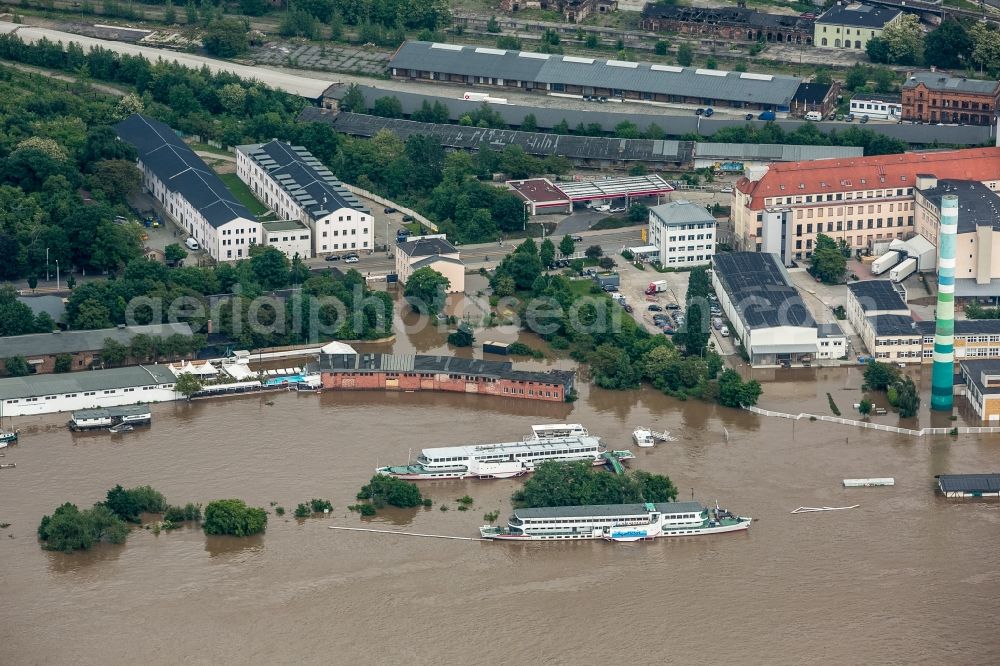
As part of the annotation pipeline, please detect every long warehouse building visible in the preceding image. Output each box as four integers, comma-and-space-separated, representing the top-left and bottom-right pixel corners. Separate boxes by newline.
388, 41, 802, 112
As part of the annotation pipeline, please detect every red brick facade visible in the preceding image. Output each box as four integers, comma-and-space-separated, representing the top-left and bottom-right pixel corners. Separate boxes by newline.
902, 82, 1000, 126
320, 371, 567, 401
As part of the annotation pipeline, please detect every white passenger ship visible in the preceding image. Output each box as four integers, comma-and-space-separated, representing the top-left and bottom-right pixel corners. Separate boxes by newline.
480, 501, 752, 542
377, 424, 633, 480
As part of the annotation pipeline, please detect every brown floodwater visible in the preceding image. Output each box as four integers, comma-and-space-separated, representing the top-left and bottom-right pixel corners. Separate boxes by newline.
2, 365, 999, 665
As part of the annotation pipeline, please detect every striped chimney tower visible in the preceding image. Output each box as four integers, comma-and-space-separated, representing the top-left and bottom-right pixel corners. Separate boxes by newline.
931, 194, 958, 411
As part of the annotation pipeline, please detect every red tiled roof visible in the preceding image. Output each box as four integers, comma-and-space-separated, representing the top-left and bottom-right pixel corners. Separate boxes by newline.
737, 147, 1000, 210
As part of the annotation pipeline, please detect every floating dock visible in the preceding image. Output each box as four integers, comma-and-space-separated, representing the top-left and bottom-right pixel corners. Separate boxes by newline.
843, 478, 895, 487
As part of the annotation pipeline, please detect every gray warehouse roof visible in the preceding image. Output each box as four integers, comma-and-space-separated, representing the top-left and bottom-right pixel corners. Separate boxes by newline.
936, 472, 1000, 493
389, 41, 802, 107
239, 140, 368, 220
712, 252, 814, 329
0, 323, 194, 359
694, 142, 863, 162
848, 281, 908, 312
115, 114, 256, 228
903, 72, 1000, 96
302, 108, 688, 163
0, 364, 177, 401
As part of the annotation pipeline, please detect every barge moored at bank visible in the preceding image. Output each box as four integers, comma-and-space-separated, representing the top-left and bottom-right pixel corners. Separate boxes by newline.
67, 405, 152, 431
480, 501, 751, 542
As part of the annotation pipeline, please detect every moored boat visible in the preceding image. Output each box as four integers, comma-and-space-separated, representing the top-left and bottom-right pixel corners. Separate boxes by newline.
480, 501, 751, 542
0, 429, 18, 447
632, 427, 655, 447
377, 425, 629, 481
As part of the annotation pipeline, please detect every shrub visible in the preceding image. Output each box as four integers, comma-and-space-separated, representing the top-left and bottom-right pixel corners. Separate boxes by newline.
104, 484, 167, 522
202, 499, 267, 536
38, 503, 128, 552
309, 498, 333, 513
483, 510, 500, 523
422, 498, 433, 507
294, 503, 311, 518
457, 495, 474, 506
163, 503, 201, 523
349, 503, 377, 516
275, 506, 286, 516
827, 392, 841, 416
356, 475, 424, 508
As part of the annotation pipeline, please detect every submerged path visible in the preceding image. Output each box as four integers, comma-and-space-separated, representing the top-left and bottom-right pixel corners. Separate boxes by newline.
328, 525, 486, 541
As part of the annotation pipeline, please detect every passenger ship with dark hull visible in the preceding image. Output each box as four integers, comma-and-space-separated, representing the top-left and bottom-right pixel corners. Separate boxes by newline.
480, 501, 752, 542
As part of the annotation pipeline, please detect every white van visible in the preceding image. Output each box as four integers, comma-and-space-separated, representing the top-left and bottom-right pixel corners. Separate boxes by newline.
805, 111, 823, 122
184, 237, 200, 251
720, 326, 730, 337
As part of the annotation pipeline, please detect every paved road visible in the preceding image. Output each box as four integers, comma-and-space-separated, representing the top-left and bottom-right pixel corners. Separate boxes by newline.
309, 227, 644, 273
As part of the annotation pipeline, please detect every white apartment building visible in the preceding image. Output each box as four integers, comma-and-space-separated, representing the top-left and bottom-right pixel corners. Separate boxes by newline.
236, 140, 373, 258
115, 114, 261, 263
647, 200, 716, 268
732, 148, 1000, 260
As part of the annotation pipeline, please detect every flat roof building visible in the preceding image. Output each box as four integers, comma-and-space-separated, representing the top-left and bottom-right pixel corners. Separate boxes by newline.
115, 114, 260, 263
914, 178, 1000, 299
647, 200, 716, 269
389, 41, 802, 111
508, 178, 572, 215
262, 218, 312, 260
711, 252, 835, 366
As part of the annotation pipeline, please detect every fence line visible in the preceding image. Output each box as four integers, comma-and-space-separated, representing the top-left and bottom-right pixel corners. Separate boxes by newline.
745, 405, 1000, 437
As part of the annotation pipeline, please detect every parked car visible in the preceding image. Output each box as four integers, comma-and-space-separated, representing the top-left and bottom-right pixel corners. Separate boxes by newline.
602, 284, 618, 292
758, 111, 776, 121
383, 206, 397, 214
609, 206, 626, 214
598, 96, 608, 103
703, 107, 714, 117
720, 186, 733, 194
647, 304, 663, 312
402, 214, 415, 222
745, 113, 754, 121
571, 235, 583, 242
345, 256, 360, 264
860, 115, 869, 124
695, 108, 705, 116
720, 326, 730, 337
665, 303, 680, 310
595, 204, 611, 213
325, 254, 341, 261
344, 252, 359, 259
623, 304, 634, 313
661, 326, 674, 335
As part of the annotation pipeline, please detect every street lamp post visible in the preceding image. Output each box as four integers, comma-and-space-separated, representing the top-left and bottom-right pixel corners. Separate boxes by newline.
45, 247, 49, 282
56, 261, 60, 291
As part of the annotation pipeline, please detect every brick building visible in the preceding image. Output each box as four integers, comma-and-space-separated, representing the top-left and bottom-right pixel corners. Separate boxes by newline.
312, 351, 575, 402
0, 323, 195, 376
901, 72, 1000, 126
732, 147, 1000, 259
641, 5, 814, 45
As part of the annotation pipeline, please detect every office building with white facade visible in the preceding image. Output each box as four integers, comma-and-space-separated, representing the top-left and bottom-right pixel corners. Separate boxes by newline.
647, 200, 716, 268
115, 114, 261, 263
396, 235, 465, 294
236, 140, 372, 258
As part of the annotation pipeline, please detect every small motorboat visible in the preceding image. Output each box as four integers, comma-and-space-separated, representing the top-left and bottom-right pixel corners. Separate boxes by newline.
0, 463, 15, 469
632, 427, 655, 448
108, 423, 134, 434
0, 429, 19, 447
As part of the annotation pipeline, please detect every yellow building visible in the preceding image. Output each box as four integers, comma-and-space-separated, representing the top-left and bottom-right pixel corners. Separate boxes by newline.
960, 360, 1000, 421
814, 3, 901, 51
395, 235, 466, 294
917, 320, 1000, 363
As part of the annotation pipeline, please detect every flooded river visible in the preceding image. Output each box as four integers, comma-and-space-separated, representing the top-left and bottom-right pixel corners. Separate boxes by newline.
2, 369, 998, 665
